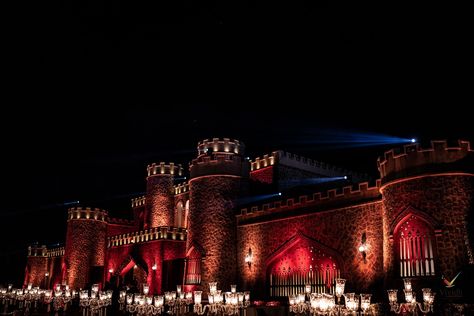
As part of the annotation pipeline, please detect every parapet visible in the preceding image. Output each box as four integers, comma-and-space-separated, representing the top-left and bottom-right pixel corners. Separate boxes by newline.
197, 138, 244, 156
237, 180, 381, 224
250, 152, 278, 171
27, 244, 65, 257
46, 246, 65, 257
147, 162, 183, 177
67, 207, 108, 222
27, 244, 47, 257
250, 150, 368, 181
131, 196, 146, 208
108, 226, 187, 247
174, 182, 189, 195
377, 140, 473, 183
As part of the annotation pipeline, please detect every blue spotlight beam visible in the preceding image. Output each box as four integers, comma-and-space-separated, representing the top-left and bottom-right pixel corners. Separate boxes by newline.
295, 129, 416, 149
235, 192, 282, 206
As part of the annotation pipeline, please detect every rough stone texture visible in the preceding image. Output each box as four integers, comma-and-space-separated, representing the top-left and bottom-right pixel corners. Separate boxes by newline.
65, 219, 107, 289
146, 175, 174, 228
25, 256, 48, 287
49, 256, 65, 288
188, 176, 242, 293
381, 175, 474, 281
237, 201, 384, 298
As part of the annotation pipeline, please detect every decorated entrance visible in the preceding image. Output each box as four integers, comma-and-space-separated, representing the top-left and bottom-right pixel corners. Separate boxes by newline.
266, 231, 343, 297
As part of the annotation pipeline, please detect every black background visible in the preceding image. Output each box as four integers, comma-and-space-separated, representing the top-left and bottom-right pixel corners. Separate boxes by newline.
1, 0, 472, 285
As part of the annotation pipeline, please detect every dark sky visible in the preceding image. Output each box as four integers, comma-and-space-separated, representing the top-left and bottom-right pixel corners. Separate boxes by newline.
1, 1, 473, 284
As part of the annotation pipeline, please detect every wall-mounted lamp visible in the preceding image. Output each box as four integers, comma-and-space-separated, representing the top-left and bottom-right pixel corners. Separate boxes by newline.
45, 272, 49, 277
358, 232, 367, 263
245, 248, 253, 268
108, 268, 114, 273
152, 263, 157, 271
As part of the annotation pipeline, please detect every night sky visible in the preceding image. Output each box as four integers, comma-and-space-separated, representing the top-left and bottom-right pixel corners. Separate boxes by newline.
1, 1, 473, 285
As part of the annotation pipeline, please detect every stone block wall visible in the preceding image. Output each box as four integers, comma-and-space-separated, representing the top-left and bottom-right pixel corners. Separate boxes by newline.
188, 176, 242, 293
65, 219, 107, 289
146, 175, 174, 228
237, 201, 384, 298
381, 175, 474, 280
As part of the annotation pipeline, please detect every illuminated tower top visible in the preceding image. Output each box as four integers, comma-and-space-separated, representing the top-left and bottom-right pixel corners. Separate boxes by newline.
190, 138, 247, 179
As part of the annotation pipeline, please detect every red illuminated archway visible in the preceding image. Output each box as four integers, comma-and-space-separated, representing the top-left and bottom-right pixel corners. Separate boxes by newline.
184, 242, 205, 285
391, 206, 440, 277
266, 231, 343, 296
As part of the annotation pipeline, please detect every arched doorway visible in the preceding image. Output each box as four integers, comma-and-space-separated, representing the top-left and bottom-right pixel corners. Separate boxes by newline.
117, 257, 148, 292
266, 231, 343, 297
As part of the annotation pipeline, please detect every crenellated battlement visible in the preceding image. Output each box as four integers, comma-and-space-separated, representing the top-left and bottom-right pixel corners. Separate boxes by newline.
237, 180, 381, 223
377, 140, 473, 182
174, 182, 189, 194
109, 217, 134, 225
107, 226, 187, 247
46, 246, 65, 257
250, 152, 278, 171
147, 162, 183, 177
131, 196, 146, 208
27, 245, 65, 257
68, 207, 108, 222
197, 138, 243, 156
190, 139, 247, 178
27, 244, 47, 257
250, 150, 368, 181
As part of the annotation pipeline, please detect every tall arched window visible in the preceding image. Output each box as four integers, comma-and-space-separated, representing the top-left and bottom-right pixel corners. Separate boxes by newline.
394, 214, 436, 277
185, 245, 202, 285
175, 201, 184, 227
184, 200, 190, 229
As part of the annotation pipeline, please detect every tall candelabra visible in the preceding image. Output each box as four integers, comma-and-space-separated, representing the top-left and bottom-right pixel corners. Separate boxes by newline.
51, 284, 73, 316
288, 279, 373, 316
193, 283, 251, 316
164, 285, 194, 315
20, 284, 43, 315
1, 284, 47, 315
125, 293, 165, 315
79, 286, 113, 316
387, 279, 435, 315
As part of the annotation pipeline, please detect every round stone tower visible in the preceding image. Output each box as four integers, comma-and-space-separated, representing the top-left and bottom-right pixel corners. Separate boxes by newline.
65, 207, 108, 289
187, 138, 249, 292
378, 140, 474, 282
146, 162, 183, 228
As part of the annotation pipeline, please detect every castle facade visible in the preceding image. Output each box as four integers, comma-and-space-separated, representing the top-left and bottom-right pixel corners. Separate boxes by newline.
24, 138, 474, 300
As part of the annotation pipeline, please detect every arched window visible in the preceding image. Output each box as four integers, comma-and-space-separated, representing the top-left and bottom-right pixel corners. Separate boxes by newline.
185, 245, 202, 285
175, 201, 184, 227
184, 200, 190, 229
394, 214, 436, 277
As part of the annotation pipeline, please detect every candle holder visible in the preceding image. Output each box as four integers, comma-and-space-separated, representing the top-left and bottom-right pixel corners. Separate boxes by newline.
387, 279, 435, 315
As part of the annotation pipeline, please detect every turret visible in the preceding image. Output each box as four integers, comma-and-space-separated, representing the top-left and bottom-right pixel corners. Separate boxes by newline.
146, 162, 182, 228
65, 207, 108, 289
24, 245, 48, 287
187, 138, 249, 292
378, 140, 474, 283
